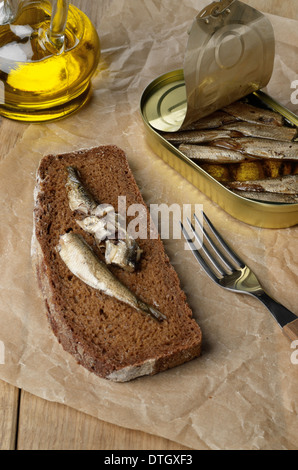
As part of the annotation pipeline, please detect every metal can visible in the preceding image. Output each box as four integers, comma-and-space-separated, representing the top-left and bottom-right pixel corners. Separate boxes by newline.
140, 1, 298, 228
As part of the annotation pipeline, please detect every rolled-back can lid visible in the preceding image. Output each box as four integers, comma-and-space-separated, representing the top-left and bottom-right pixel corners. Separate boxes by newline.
148, 0, 275, 132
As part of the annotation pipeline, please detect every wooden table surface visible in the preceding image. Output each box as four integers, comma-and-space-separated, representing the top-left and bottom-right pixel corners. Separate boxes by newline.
0, 0, 297, 451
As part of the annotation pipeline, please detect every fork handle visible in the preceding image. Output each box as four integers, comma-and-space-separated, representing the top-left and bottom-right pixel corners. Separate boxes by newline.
255, 292, 298, 341
283, 320, 298, 342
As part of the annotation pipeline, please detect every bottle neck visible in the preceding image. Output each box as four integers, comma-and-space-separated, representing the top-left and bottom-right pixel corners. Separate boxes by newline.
49, 0, 69, 50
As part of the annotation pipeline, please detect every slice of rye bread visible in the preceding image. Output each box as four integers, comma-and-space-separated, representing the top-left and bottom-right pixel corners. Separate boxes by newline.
32, 146, 202, 382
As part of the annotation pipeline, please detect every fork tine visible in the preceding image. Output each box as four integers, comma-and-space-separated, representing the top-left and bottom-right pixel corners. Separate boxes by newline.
201, 212, 245, 268
193, 213, 235, 273
186, 217, 226, 277
180, 222, 220, 285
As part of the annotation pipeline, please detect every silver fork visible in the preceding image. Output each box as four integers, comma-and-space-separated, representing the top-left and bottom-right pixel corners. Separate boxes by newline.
180, 212, 298, 342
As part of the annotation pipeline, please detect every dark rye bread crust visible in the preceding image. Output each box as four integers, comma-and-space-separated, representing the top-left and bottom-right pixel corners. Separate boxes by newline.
32, 146, 202, 382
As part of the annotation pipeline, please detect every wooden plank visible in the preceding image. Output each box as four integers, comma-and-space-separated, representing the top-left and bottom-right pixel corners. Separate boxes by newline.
0, 380, 20, 450
17, 391, 191, 450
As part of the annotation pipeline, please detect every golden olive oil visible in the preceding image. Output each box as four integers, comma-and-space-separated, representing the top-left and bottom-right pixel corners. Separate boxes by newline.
0, 1, 100, 121
201, 160, 298, 183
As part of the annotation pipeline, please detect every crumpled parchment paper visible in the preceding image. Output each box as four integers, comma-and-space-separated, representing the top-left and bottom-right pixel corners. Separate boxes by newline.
0, 0, 297, 450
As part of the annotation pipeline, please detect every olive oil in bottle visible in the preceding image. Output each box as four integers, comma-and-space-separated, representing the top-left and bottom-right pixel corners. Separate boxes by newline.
0, 1, 100, 121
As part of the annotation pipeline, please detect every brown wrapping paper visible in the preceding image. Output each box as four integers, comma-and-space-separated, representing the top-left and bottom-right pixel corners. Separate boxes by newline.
0, 1, 297, 450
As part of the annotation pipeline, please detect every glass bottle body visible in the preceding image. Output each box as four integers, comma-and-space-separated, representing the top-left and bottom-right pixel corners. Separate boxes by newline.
0, 0, 100, 121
